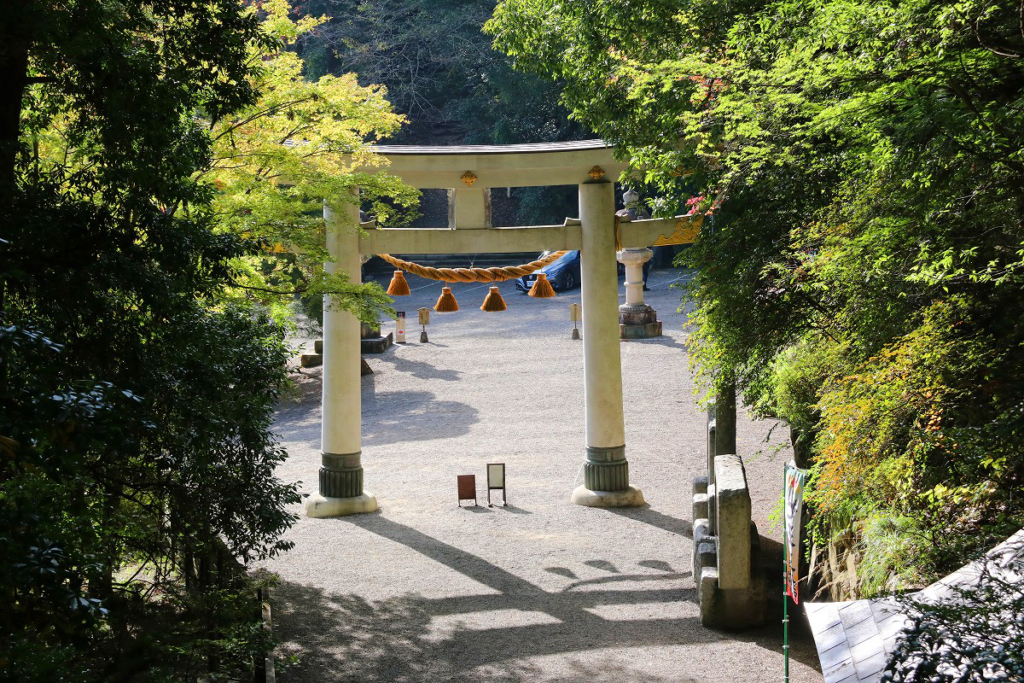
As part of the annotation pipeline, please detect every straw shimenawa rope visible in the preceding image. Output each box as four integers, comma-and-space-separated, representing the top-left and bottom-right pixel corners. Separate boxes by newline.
378, 251, 567, 283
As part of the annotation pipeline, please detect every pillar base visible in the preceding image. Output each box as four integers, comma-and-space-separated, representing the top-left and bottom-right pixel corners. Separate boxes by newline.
305, 491, 378, 518
571, 485, 645, 508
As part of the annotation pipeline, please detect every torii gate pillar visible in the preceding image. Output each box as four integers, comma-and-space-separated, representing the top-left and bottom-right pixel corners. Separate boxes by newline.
306, 197, 378, 518
572, 180, 644, 507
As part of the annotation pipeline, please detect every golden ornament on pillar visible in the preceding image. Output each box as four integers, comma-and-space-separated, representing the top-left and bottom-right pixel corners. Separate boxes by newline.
480, 286, 507, 312
528, 273, 557, 298
460, 171, 477, 187
588, 166, 606, 180
386, 270, 410, 296
434, 285, 459, 313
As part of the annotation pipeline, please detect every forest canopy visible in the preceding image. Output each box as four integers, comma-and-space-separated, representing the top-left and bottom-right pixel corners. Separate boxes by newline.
490, 0, 1024, 597
0, 1, 410, 678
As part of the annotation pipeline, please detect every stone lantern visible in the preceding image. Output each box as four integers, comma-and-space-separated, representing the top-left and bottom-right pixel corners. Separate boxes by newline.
616, 189, 662, 338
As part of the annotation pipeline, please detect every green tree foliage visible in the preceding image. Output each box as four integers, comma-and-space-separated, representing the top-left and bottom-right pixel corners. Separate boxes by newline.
489, 0, 1024, 589
295, 0, 581, 145
202, 0, 419, 324
0, 1, 306, 677
293, 0, 588, 225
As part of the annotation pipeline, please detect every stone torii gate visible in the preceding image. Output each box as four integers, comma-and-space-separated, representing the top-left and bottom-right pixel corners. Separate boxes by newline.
306, 140, 701, 518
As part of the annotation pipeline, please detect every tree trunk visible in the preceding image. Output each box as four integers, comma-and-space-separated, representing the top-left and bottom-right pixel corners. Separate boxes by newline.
0, 7, 31, 202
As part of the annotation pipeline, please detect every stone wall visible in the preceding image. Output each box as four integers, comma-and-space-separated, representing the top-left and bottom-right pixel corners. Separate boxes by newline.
691, 400, 768, 629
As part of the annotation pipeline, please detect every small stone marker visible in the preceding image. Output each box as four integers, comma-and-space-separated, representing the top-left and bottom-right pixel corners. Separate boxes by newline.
457, 474, 477, 507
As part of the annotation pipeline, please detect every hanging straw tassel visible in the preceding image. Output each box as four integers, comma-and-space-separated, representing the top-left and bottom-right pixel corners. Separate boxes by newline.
386, 270, 411, 296
480, 286, 507, 312
434, 285, 459, 313
528, 272, 557, 298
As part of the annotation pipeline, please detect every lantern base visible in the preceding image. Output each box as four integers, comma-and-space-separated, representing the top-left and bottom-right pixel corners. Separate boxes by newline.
571, 485, 645, 508
305, 492, 378, 518
619, 303, 662, 339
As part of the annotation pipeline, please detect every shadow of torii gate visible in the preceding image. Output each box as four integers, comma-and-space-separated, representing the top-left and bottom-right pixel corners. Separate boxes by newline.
307, 140, 702, 518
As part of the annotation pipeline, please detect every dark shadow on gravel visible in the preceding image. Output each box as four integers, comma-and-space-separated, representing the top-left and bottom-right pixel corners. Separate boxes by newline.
273, 382, 479, 448
638, 559, 675, 572
373, 350, 462, 381
600, 507, 820, 671
545, 566, 578, 579
605, 506, 694, 538
562, 571, 691, 592
623, 335, 689, 350
583, 559, 620, 573
270, 512, 818, 681
361, 390, 479, 446
273, 578, 697, 682
494, 504, 531, 514
457, 504, 492, 513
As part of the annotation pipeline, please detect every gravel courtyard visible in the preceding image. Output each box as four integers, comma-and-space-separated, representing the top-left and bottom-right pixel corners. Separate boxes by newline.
263, 266, 823, 683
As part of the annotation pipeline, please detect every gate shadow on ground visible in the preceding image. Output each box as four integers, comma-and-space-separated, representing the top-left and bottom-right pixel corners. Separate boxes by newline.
271, 515, 819, 682
272, 579, 697, 683
623, 334, 689, 351
273, 385, 478, 449
373, 349, 462, 381
606, 506, 694, 538
272, 368, 478, 449
361, 390, 479, 447
608, 507, 820, 671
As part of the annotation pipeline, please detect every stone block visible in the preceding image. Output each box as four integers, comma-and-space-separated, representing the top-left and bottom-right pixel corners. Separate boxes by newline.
692, 475, 709, 522
361, 331, 393, 354
693, 475, 709, 495
698, 565, 719, 624
697, 539, 717, 576
714, 454, 751, 590
692, 492, 708, 523
699, 570, 768, 630
692, 518, 714, 579
300, 353, 322, 367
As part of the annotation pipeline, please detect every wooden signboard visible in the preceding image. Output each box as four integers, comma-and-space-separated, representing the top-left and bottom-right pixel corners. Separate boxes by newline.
487, 463, 506, 507
457, 474, 477, 507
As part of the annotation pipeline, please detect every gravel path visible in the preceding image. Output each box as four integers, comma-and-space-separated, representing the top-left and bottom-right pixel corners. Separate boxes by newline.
263, 267, 823, 683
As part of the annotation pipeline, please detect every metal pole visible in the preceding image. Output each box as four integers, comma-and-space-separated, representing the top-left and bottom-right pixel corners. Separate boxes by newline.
783, 468, 790, 683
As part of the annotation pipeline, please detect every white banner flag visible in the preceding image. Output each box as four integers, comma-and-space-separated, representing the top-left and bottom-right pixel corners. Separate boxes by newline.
784, 462, 807, 604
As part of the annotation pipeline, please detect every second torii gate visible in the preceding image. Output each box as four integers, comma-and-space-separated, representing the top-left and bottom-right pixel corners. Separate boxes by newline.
305, 140, 701, 518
